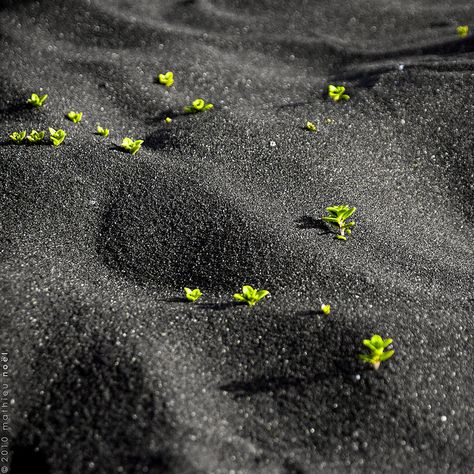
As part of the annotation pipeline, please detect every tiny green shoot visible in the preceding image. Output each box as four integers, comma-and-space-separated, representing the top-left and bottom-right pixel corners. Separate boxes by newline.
48, 128, 66, 147
27, 93, 48, 108
9, 131, 27, 144
184, 288, 202, 302
165, 117, 172, 124
234, 285, 270, 306
324, 118, 334, 124
97, 125, 109, 137
321, 303, 331, 315
67, 111, 83, 123
121, 137, 144, 155
359, 334, 394, 370
157, 71, 174, 87
322, 205, 356, 241
26, 130, 45, 143
456, 25, 469, 38
328, 85, 350, 102
306, 121, 317, 132
184, 98, 214, 114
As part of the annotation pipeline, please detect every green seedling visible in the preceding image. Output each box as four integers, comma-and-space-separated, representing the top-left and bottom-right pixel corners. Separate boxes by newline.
67, 111, 83, 123
359, 334, 394, 370
184, 287, 202, 302
97, 125, 109, 137
27, 93, 48, 108
321, 303, 331, 315
456, 25, 469, 38
184, 98, 214, 114
324, 118, 334, 124
157, 71, 174, 87
306, 121, 317, 132
26, 130, 45, 143
234, 285, 270, 306
322, 205, 356, 241
9, 131, 27, 144
165, 117, 172, 124
48, 128, 66, 147
328, 85, 350, 102
121, 137, 144, 155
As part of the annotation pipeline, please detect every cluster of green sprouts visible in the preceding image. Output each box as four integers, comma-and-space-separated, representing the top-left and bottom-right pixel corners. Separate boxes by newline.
27, 93, 48, 108
322, 205, 356, 241
456, 25, 469, 38
359, 335, 394, 370
184, 98, 214, 114
67, 111, 83, 123
306, 121, 317, 132
328, 85, 350, 102
10, 129, 66, 146
121, 137, 143, 155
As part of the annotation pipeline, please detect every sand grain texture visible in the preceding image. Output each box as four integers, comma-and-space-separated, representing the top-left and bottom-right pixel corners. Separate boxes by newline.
1, 0, 473, 473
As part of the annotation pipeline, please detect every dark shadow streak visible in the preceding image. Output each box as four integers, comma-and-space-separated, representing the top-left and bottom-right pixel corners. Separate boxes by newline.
295, 216, 331, 234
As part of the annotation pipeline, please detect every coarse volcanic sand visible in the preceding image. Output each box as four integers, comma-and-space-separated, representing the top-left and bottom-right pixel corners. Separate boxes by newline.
1, 0, 473, 473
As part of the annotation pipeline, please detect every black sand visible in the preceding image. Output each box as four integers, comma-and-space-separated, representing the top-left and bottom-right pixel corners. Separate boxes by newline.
1, 0, 473, 473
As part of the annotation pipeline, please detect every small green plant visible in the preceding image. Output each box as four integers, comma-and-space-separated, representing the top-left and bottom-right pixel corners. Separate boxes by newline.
328, 85, 350, 102
359, 334, 394, 370
121, 137, 143, 155
48, 128, 66, 147
184, 98, 214, 114
320, 303, 331, 315
306, 121, 317, 132
97, 125, 109, 137
234, 285, 270, 306
456, 25, 469, 38
322, 205, 356, 241
165, 117, 172, 124
157, 71, 174, 87
324, 118, 334, 124
67, 111, 83, 123
27, 93, 48, 108
26, 130, 45, 143
184, 288, 202, 302
9, 131, 27, 144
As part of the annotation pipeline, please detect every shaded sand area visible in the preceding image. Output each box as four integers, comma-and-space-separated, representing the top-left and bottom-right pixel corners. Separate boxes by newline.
1, 0, 473, 472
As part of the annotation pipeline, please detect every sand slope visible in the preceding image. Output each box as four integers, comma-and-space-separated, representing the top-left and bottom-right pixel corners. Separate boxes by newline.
1, 0, 474, 473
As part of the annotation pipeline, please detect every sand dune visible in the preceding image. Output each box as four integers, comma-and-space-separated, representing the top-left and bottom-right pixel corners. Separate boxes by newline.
1, 0, 473, 473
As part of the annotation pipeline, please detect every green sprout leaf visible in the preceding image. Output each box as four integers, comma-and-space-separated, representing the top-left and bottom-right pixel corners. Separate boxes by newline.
359, 334, 394, 370
9, 131, 27, 144
322, 205, 356, 240
27, 93, 48, 108
26, 130, 45, 143
184, 98, 214, 114
67, 111, 83, 123
456, 25, 469, 38
121, 137, 144, 155
157, 71, 174, 87
233, 285, 270, 306
48, 128, 66, 147
306, 121, 317, 132
321, 303, 331, 315
165, 117, 172, 124
97, 125, 109, 137
184, 287, 203, 302
328, 84, 350, 102
324, 118, 334, 124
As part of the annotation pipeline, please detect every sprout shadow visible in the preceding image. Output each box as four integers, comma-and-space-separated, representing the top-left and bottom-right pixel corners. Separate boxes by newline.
296, 215, 331, 234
